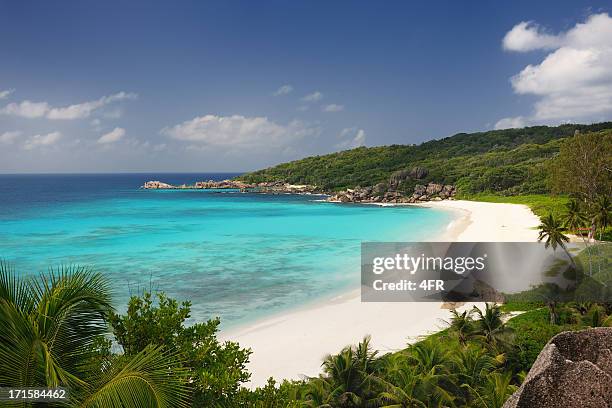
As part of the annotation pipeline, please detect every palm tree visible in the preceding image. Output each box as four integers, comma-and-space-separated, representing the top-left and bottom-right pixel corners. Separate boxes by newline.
320, 337, 382, 407
471, 304, 515, 351
592, 195, 611, 240
445, 308, 475, 346
564, 199, 593, 275
564, 199, 589, 234
454, 345, 500, 393
0, 262, 190, 408
538, 214, 574, 266
471, 372, 518, 408
377, 366, 427, 408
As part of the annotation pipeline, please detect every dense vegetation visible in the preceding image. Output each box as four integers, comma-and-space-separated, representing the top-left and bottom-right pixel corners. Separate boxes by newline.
3, 265, 609, 408
238, 122, 612, 196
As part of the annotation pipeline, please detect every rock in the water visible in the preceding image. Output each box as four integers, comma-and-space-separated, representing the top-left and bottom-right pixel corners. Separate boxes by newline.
503, 327, 612, 408
143, 180, 176, 189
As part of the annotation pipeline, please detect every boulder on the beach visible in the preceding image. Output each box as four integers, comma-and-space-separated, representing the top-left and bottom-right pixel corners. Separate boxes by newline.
414, 184, 427, 196
503, 327, 612, 408
426, 183, 443, 196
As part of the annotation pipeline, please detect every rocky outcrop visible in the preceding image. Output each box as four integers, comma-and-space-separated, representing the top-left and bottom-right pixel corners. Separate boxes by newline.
327, 182, 456, 204
409, 166, 428, 180
142, 181, 176, 189
503, 327, 612, 408
142, 180, 319, 194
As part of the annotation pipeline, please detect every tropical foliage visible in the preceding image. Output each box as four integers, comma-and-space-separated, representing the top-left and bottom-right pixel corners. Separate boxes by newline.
0, 263, 190, 408
109, 291, 251, 407
238, 123, 612, 196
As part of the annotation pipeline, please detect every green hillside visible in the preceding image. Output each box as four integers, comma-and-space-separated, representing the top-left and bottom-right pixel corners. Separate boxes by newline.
238, 122, 612, 195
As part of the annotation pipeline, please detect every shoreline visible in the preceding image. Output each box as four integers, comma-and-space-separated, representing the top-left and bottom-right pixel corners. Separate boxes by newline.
221, 200, 541, 387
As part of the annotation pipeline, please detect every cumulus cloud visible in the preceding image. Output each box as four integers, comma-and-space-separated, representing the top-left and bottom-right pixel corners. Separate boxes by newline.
97, 127, 126, 144
336, 127, 366, 149
0, 89, 14, 99
301, 91, 323, 102
496, 13, 612, 129
161, 114, 317, 150
323, 104, 344, 112
1, 101, 50, 118
273, 84, 293, 96
23, 131, 61, 150
502, 21, 562, 52
0, 130, 21, 144
0, 91, 137, 120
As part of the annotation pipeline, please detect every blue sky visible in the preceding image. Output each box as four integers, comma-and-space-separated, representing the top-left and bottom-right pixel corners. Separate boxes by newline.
1, 1, 611, 172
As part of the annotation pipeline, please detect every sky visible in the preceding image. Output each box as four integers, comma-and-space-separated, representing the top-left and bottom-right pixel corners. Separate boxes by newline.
1, 1, 611, 173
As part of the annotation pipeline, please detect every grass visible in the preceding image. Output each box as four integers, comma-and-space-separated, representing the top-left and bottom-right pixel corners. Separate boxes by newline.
458, 193, 569, 218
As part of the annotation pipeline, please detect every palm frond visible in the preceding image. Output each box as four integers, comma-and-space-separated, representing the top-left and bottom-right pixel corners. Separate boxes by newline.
81, 345, 190, 408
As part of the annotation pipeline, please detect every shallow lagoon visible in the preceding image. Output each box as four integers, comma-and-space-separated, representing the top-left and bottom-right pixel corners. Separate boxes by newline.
0, 173, 454, 328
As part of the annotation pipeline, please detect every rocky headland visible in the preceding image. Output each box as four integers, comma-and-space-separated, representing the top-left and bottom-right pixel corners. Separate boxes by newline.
142, 180, 320, 194
143, 167, 457, 203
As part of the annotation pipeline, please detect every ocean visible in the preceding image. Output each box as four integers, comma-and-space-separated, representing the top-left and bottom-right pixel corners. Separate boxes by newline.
0, 173, 455, 328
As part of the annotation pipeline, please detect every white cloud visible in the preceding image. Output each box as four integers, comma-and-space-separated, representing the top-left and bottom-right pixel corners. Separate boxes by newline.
47, 92, 136, 119
273, 84, 293, 96
97, 127, 126, 144
502, 21, 562, 52
23, 131, 61, 150
161, 114, 317, 150
494, 116, 527, 130
0, 89, 14, 99
498, 13, 612, 127
0, 130, 21, 144
323, 103, 344, 112
0, 91, 137, 120
301, 91, 323, 102
337, 128, 366, 149
297, 105, 309, 111
1, 101, 50, 118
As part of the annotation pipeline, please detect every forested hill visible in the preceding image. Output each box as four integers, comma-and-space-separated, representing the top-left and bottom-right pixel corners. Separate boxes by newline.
237, 122, 612, 196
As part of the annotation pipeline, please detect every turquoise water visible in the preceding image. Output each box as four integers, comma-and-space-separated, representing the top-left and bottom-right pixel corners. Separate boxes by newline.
0, 174, 454, 328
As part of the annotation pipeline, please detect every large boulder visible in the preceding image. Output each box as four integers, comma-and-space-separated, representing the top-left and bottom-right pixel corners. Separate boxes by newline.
388, 170, 411, 189
409, 166, 429, 179
414, 184, 427, 196
503, 327, 612, 408
426, 183, 443, 196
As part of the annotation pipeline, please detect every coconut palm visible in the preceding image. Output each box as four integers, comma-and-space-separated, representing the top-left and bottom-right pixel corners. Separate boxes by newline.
592, 195, 611, 240
564, 199, 589, 234
445, 308, 475, 346
564, 199, 593, 275
470, 372, 517, 408
377, 366, 427, 408
320, 337, 382, 407
471, 304, 515, 351
538, 214, 574, 266
0, 262, 190, 408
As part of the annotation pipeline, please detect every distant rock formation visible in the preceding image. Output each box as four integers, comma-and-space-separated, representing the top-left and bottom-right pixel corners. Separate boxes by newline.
142, 180, 319, 194
503, 327, 612, 408
142, 181, 176, 189
327, 182, 456, 204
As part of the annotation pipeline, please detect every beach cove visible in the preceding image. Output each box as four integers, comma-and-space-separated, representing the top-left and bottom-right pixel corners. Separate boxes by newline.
222, 199, 541, 387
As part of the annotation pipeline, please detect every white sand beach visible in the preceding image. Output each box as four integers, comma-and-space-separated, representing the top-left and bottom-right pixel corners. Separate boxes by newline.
221, 200, 541, 387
